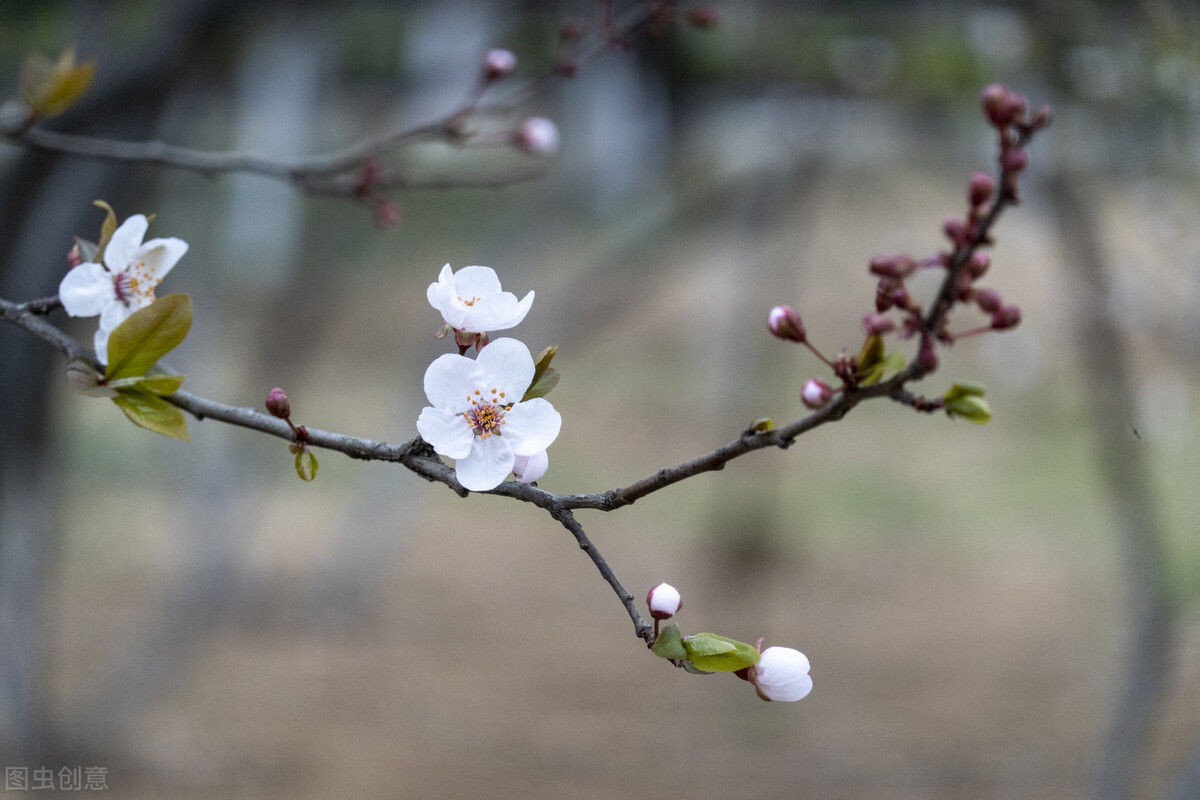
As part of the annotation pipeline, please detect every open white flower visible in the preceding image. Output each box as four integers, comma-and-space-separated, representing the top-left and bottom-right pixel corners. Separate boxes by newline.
752, 646, 813, 702
417, 337, 560, 492
427, 263, 533, 335
59, 214, 188, 362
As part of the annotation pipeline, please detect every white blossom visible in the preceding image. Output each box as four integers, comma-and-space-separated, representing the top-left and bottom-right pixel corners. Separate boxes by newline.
427, 263, 534, 336
58, 214, 188, 363
417, 338, 560, 491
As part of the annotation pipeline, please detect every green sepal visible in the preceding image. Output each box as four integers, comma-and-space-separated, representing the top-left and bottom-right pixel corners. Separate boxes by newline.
521, 345, 560, 401
93, 200, 118, 260
681, 659, 713, 675
105, 294, 193, 382
112, 390, 189, 441
682, 632, 761, 673
651, 624, 687, 661
294, 449, 319, 481
943, 380, 992, 424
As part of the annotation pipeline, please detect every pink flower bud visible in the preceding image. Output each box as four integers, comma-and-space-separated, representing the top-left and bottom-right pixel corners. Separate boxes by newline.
514, 117, 560, 156
862, 312, 895, 336
981, 84, 1012, 127
868, 254, 916, 278
943, 217, 969, 246
265, 387, 291, 419
1001, 147, 1028, 173
767, 305, 806, 343
968, 172, 996, 207
483, 48, 517, 81
801, 378, 834, 410
966, 251, 990, 279
991, 304, 1022, 330
752, 646, 812, 702
973, 287, 1002, 314
647, 583, 682, 620
1030, 104, 1053, 130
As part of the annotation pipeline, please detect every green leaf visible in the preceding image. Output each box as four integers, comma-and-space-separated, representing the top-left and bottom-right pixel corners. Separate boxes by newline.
522, 345, 560, 401
112, 390, 189, 441
294, 449, 319, 481
651, 624, 687, 661
106, 374, 186, 396
681, 660, 714, 675
105, 294, 193, 381
943, 379, 987, 401
945, 394, 992, 424
682, 633, 761, 673
19, 48, 95, 119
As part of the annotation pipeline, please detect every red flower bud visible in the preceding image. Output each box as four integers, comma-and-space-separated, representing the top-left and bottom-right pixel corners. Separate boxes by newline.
801, 378, 834, 410
917, 334, 938, 373
966, 251, 990, 279
943, 217, 969, 246
863, 312, 895, 336
1001, 147, 1028, 173
981, 84, 1012, 127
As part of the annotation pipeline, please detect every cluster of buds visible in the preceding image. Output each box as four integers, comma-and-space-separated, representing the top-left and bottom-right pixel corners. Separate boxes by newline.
766, 84, 1046, 419
646, 583, 812, 703
552, 5, 718, 77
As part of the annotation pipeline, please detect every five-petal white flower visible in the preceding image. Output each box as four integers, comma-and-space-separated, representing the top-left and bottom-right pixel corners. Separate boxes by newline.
59, 214, 188, 363
427, 263, 534, 335
417, 337, 561, 492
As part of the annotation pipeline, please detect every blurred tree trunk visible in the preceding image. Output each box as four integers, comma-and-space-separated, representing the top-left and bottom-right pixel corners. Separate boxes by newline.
0, 0, 244, 763
1048, 173, 1176, 800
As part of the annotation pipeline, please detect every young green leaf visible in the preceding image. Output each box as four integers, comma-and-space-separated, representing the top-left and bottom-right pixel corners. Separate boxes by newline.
682, 633, 761, 673
105, 294, 193, 382
651, 623, 688, 661
294, 449, 319, 481
522, 345, 560, 401
112, 390, 189, 441
93, 200, 118, 258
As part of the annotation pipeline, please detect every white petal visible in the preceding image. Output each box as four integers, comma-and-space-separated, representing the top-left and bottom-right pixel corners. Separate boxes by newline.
427, 264, 464, 326
138, 237, 188, 281
417, 406, 474, 459
455, 435, 514, 491
59, 262, 115, 317
474, 337, 534, 397
423, 353, 484, 412
502, 398, 561, 456
99, 300, 135, 333
103, 215, 149, 270
452, 265, 502, 298
93, 326, 111, 365
512, 450, 548, 483
464, 289, 533, 332
755, 647, 813, 702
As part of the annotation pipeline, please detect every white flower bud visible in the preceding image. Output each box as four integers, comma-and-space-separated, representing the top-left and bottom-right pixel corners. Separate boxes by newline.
647, 582, 682, 620
484, 49, 517, 80
512, 450, 549, 483
752, 646, 812, 702
515, 117, 560, 157
801, 378, 834, 410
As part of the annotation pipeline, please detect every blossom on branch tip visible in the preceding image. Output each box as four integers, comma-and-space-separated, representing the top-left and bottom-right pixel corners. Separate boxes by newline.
417, 337, 561, 492
751, 646, 813, 702
58, 214, 188, 363
647, 583, 682, 620
514, 117, 560, 156
767, 305, 806, 342
484, 49, 517, 80
427, 263, 534, 338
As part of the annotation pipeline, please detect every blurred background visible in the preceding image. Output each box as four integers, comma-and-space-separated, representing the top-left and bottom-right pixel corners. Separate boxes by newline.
1, 1, 1198, 797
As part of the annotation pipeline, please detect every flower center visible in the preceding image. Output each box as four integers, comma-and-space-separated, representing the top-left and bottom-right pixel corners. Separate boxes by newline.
458, 295, 480, 307
112, 260, 160, 307
463, 387, 508, 438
